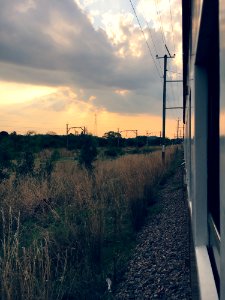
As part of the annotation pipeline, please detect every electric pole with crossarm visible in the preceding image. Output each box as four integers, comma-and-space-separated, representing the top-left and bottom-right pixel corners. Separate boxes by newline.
156, 44, 175, 164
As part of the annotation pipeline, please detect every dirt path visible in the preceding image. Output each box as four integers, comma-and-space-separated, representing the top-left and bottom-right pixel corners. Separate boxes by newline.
113, 161, 195, 299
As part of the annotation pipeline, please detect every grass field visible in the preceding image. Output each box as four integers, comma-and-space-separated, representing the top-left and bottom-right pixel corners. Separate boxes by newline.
35, 145, 162, 163
0, 146, 177, 299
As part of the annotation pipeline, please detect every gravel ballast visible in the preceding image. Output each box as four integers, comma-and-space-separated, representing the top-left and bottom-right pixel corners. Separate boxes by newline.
114, 163, 195, 300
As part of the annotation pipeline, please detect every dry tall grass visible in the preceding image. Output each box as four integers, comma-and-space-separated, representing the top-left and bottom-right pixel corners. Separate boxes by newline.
0, 147, 176, 299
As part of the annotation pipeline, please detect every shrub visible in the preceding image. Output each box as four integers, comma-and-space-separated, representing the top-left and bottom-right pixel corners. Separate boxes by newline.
104, 147, 124, 158
0, 145, 12, 182
16, 151, 35, 177
78, 135, 98, 170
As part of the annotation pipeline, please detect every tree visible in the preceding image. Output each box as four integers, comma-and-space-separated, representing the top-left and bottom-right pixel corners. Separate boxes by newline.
78, 135, 98, 170
0, 131, 9, 137
103, 131, 121, 147
103, 131, 121, 139
46, 131, 57, 136
26, 130, 37, 136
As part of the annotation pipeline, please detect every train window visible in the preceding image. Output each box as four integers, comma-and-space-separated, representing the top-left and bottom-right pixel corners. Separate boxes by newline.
196, 0, 220, 290
206, 0, 220, 291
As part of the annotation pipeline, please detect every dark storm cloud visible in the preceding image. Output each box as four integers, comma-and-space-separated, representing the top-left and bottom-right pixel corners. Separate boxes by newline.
0, 0, 114, 74
0, 0, 163, 113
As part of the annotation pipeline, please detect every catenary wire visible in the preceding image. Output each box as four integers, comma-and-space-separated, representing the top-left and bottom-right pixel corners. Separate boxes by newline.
128, 0, 163, 79
154, 0, 167, 46
136, 0, 164, 74
168, 0, 176, 54
167, 0, 182, 110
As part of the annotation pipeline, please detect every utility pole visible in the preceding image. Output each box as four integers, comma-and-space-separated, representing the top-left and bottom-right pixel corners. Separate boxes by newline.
119, 129, 138, 138
146, 131, 152, 146
177, 118, 180, 139
156, 45, 175, 163
118, 129, 138, 147
162, 54, 167, 162
66, 124, 69, 149
66, 124, 87, 149
175, 118, 184, 141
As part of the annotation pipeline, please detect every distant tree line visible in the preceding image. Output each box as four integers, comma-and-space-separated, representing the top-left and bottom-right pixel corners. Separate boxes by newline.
0, 130, 182, 179
0, 130, 181, 159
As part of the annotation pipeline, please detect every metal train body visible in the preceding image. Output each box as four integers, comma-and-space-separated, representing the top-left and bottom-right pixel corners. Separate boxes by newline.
182, 0, 225, 298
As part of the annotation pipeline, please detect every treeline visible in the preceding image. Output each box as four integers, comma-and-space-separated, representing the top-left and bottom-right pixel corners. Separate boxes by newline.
0, 130, 179, 156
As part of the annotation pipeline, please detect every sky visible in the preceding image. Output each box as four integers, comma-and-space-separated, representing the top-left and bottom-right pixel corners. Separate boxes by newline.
0, 0, 183, 138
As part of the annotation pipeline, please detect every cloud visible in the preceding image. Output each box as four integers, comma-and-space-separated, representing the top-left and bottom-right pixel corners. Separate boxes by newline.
0, 0, 114, 80
115, 89, 130, 96
0, 92, 178, 137
0, 86, 98, 134
22, 87, 98, 114
0, 0, 182, 116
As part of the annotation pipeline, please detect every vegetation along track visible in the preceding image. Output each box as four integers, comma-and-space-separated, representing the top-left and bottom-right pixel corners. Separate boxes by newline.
113, 150, 194, 300
0, 146, 178, 299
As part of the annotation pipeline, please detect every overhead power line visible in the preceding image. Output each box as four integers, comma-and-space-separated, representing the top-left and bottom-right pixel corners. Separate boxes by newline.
168, 73, 179, 108
136, 0, 163, 74
129, 0, 162, 79
168, 0, 176, 54
156, 46, 175, 163
154, 0, 180, 104
167, 0, 181, 108
154, 0, 167, 46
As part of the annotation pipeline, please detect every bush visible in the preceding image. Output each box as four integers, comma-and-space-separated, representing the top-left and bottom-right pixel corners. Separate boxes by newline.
78, 135, 98, 170
16, 151, 35, 177
0, 145, 12, 182
104, 147, 124, 158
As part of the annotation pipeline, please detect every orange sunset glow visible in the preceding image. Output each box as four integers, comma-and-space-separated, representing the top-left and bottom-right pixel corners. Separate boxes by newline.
0, 0, 182, 138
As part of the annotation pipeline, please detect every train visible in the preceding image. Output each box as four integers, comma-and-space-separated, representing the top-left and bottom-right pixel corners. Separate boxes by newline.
182, 0, 225, 299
